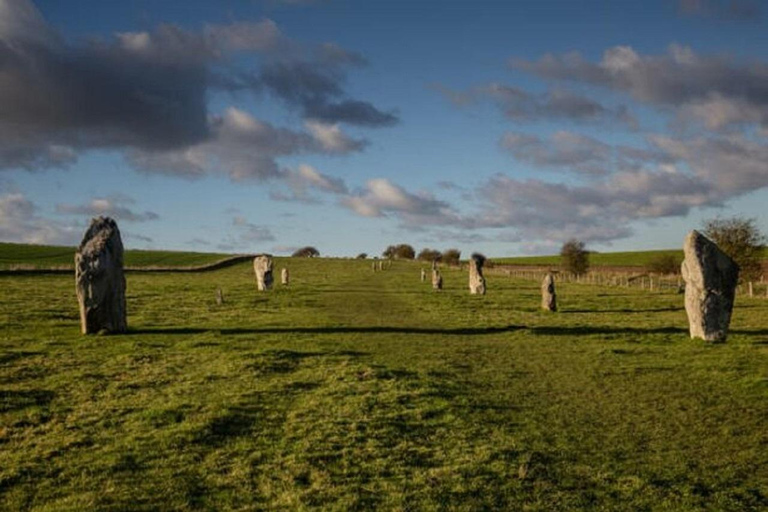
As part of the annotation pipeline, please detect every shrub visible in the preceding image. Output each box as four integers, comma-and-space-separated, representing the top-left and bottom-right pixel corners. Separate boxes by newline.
383, 244, 415, 260
355, 253, 367, 259
292, 246, 319, 258
560, 239, 589, 275
417, 248, 442, 262
646, 254, 681, 275
703, 216, 766, 282
442, 249, 461, 266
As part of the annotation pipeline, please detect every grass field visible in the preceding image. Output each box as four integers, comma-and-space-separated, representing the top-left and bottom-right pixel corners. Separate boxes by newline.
0, 242, 232, 270
492, 248, 768, 268
1, 258, 767, 510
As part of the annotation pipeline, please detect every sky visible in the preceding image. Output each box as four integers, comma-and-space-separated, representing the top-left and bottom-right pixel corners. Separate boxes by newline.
0, 0, 767, 257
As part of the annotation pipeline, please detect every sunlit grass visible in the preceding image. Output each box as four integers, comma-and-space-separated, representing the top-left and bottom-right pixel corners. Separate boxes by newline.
1, 258, 767, 510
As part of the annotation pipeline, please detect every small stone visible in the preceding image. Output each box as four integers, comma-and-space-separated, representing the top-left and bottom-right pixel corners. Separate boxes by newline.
215, 287, 224, 305
541, 273, 557, 312
681, 230, 739, 342
421, 268, 426, 282
281, 268, 289, 286
75, 216, 127, 334
253, 255, 274, 291
468, 253, 486, 295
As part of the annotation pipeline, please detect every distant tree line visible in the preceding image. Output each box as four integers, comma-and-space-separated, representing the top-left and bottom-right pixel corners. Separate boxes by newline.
380, 245, 462, 265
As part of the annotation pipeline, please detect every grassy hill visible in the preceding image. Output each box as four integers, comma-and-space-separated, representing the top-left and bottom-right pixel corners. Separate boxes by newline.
492, 248, 768, 267
1, 258, 766, 509
0, 242, 233, 270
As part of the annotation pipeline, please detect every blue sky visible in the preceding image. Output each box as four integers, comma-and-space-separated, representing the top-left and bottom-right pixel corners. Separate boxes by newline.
1, 0, 766, 257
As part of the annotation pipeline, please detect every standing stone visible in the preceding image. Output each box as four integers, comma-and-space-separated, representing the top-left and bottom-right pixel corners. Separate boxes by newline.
541, 273, 557, 312
468, 253, 486, 295
253, 255, 274, 291
372, 261, 377, 271
378, 260, 383, 271
681, 230, 739, 342
215, 287, 224, 305
75, 217, 127, 334
431, 259, 438, 271
432, 269, 443, 290
420, 268, 427, 282
281, 268, 289, 285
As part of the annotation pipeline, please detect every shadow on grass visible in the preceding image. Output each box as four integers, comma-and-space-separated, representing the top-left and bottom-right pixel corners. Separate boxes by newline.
130, 325, 528, 336
129, 324, 768, 339
0, 389, 54, 412
562, 307, 683, 314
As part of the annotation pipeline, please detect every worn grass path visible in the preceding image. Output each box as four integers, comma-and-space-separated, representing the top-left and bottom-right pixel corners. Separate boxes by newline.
1, 258, 767, 510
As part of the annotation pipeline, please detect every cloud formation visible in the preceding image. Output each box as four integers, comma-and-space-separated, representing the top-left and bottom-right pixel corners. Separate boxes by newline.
56, 194, 160, 222
512, 44, 768, 131
500, 131, 613, 176
340, 178, 456, 226
439, 83, 636, 128
0, 192, 79, 245
0, 0, 392, 175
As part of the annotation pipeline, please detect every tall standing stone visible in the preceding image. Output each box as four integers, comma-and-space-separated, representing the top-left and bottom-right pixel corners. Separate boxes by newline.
281, 268, 289, 286
420, 268, 427, 282
432, 269, 443, 290
75, 217, 127, 334
253, 255, 274, 291
681, 230, 739, 342
468, 253, 486, 295
541, 273, 557, 312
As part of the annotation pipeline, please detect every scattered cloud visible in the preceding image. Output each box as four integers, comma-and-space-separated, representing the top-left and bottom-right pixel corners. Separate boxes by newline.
512, 44, 768, 131
128, 108, 365, 181
232, 216, 276, 242
56, 194, 159, 222
0, 192, 79, 245
0, 0, 391, 175
340, 178, 457, 226
500, 131, 613, 176
438, 83, 636, 128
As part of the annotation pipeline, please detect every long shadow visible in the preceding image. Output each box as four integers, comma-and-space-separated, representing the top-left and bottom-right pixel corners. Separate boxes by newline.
130, 325, 528, 336
562, 307, 683, 314
530, 325, 688, 336
129, 324, 768, 338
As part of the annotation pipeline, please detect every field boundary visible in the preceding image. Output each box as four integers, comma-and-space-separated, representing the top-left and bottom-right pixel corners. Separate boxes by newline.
0, 254, 257, 275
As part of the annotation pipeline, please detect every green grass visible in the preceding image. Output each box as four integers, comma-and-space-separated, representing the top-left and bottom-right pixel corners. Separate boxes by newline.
1, 259, 767, 510
0, 242, 232, 270
492, 248, 768, 267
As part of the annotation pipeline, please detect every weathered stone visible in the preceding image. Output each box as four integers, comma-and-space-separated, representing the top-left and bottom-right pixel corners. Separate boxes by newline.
216, 287, 224, 305
432, 269, 443, 290
281, 268, 289, 285
372, 262, 377, 271
253, 255, 274, 291
378, 260, 383, 271
75, 216, 127, 334
421, 268, 427, 282
681, 230, 739, 342
468, 254, 486, 295
541, 273, 557, 312
431, 259, 438, 271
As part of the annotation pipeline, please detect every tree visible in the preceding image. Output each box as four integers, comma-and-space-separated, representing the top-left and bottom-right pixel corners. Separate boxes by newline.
560, 239, 589, 275
646, 253, 681, 275
355, 253, 367, 259
442, 248, 461, 266
703, 216, 766, 282
383, 244, 415, 260
417, 248, 442, 262
292, 246, 319, 258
